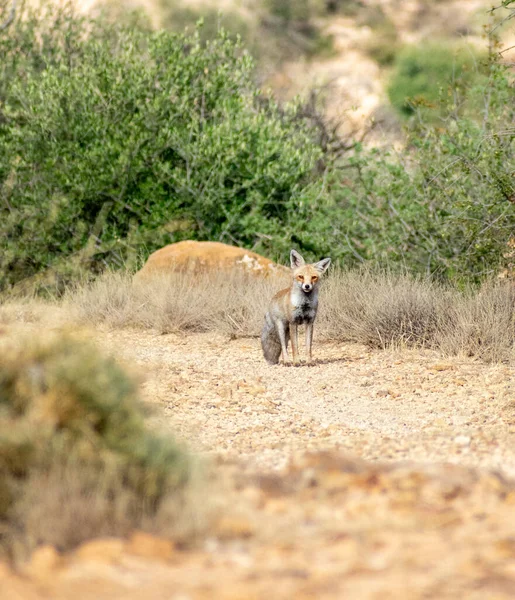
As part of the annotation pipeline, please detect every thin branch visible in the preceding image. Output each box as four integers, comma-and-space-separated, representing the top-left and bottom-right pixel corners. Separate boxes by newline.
0, 0, 16, 32
488, 3, 515, 35
499, 43, 515, 55
424, 157, 464, 188
344, 234, 365, 262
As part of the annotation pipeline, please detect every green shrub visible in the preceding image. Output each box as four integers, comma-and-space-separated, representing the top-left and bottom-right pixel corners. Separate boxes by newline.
0, 3, 324, 290
263, 0, 324, 23
0, 335, 192, 558
160, 4, 250, 43
158, 0, 334, 72
2, 2, 514, 289
323, 44, 515, 282
388, 42, 484, 119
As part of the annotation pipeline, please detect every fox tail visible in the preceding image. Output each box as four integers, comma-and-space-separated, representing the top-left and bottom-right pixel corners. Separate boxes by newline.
261, 314, 285, 365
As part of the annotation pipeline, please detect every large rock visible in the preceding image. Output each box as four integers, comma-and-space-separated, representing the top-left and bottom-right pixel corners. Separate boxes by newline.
134, 241, 289, 280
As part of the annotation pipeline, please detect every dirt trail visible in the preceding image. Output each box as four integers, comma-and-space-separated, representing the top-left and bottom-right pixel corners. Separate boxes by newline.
95, 329, 515, 476
2, 322, 515, 599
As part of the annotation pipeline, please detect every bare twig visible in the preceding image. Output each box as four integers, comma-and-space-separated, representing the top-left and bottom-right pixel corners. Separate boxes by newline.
0, 0, 16, 32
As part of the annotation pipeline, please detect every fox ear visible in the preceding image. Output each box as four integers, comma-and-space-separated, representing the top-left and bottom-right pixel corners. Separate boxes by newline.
314, 257, 331, 274
290, 249, 306, 269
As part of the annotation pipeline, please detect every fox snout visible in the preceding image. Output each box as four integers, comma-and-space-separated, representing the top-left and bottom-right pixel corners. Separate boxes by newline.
302, 282, 313, 293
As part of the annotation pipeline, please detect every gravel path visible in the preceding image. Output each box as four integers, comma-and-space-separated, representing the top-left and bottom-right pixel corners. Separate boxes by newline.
96, 329, 515, 477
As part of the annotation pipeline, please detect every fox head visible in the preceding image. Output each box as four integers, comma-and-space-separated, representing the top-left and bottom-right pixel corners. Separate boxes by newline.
290, 249, 331, 294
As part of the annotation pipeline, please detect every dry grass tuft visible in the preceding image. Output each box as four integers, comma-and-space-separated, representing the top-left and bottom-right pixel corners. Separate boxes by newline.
7, 459, 207, 559
318, 269, 455, 349
0, 297, 64, 327
319, 269, 515, 362
437, 281, 515, 363
66, 270, 287, 337
8, 268, 515, 363
0, 334, 205, 561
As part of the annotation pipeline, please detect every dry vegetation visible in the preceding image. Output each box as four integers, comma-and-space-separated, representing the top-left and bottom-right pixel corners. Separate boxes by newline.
2, 269, 515, 598
0, 334, 206, 562
64, 269, 515, 363
2, 266, 515, 564
65, 270, 286, 337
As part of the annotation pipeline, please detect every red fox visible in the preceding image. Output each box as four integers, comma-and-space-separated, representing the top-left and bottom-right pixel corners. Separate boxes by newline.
261, 249, 331, 365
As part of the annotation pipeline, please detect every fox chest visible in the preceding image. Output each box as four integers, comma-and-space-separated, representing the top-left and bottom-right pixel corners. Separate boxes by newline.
291, 302, 317, 325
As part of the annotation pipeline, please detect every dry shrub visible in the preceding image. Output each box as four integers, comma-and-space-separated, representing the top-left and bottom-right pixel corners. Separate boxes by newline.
318, 269, 455, 349
0, 298, 64, 326
319, 269, 515, 362
0, 334, 202, 561
66, 270, 287, 337
437, 281, 515, 363
44, 268, 515, 363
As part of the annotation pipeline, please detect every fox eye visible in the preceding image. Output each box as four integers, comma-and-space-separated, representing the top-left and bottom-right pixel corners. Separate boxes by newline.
298, 275, 304, 281
312, 276, 318, 282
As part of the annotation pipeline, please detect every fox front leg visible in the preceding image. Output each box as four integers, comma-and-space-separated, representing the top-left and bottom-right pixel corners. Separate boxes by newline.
289, 323, 299, 365
276, 320, 290, 364
305, 322, 314, 363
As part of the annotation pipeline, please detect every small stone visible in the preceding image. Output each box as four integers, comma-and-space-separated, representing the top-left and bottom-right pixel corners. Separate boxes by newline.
454, 435, 471, 447
248, 386, 266, 397
74, 538, 124, 563
431, 363, 454, 372
215, 516, 255, 539
24, 545, 61, 581
126, 531, 175, 561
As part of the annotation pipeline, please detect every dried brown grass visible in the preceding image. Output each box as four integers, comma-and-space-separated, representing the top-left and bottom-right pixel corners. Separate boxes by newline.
319, 269, 515, 362
437, 281, 515, 363
0, 297, 65, 327
8, 268, 515, 363
5, 459, 208, 561
65, 270, 288, 337
318, 269, 455, 348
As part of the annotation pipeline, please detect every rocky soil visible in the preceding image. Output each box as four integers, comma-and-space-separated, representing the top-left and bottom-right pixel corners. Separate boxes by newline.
2, 321, 515, 598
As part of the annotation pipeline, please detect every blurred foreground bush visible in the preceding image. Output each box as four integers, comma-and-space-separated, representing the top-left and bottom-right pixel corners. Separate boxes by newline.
0, 335, 192, 559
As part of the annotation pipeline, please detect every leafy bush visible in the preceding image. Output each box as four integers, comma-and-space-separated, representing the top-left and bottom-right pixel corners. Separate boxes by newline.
388, 42, 484, 119
2, 2, 515, 289
0, 3, 324, 290
326, 44, 515, 282
0, 335, 192, 558
160, 3, 250, 43
263, 0, 327, 23
158, 0, 335, 74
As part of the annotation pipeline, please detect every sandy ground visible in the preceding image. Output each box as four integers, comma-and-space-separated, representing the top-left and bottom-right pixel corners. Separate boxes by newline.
90, 329, 515, 476
2, 321, 515, 599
